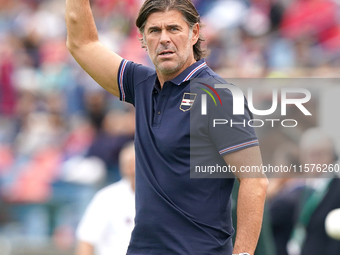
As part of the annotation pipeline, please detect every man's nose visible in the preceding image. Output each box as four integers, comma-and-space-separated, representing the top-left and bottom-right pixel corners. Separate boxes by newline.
160, 30, 171, 45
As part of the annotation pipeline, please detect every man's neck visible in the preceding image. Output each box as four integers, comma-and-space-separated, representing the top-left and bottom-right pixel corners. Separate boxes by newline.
157, 73, 177, 88
156, 59, 197, 88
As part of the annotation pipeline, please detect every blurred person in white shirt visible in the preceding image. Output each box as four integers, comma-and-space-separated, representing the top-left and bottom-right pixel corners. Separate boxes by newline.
76, 142, 135, 255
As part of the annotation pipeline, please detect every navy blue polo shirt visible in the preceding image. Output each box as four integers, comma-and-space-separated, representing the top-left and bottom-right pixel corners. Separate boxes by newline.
117, 59, 259, 255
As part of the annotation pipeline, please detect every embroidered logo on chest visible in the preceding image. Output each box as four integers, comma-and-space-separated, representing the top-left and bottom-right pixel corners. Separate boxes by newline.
179, 93, 197, 112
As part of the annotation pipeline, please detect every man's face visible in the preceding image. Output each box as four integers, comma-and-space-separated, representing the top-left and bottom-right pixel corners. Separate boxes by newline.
143, 10, 199, 77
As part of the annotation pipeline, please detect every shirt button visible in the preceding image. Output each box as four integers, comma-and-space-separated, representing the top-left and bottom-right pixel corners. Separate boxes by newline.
157, 111, 161, 115
162, 95, 165, 99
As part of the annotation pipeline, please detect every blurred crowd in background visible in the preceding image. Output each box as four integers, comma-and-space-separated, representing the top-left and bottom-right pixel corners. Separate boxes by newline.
0, 0, 340, 254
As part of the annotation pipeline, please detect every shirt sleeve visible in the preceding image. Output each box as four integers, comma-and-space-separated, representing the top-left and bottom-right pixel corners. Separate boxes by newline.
208, 82, 259, 156
76, 191, 108, 244
117, 59, 155, 106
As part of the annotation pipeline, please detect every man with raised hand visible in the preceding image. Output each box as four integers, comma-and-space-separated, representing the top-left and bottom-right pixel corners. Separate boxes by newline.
65, 0, 268, 254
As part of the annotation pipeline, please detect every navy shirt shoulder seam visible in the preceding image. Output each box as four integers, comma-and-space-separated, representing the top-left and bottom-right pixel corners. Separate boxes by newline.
135, 73, 157, 90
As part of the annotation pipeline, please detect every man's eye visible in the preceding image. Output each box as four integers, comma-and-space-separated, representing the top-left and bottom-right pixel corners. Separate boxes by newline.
170, 27, 179, 31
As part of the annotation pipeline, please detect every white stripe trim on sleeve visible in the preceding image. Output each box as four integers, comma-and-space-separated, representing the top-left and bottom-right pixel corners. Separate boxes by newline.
219, 140, 259, 155
119, 59, 128, 101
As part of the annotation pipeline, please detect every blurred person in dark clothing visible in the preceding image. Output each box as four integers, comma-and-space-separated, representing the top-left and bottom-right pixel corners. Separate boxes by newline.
287, 128, 340, 255
268, 144, 303, 255
86, 109, 135, 183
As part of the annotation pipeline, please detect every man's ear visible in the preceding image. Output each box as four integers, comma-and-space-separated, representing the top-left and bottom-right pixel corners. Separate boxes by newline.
138, 33, 148, 51
191, 23, 200, 45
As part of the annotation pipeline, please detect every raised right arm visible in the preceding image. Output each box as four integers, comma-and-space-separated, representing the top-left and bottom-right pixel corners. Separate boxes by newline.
65, 0, 122, 97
